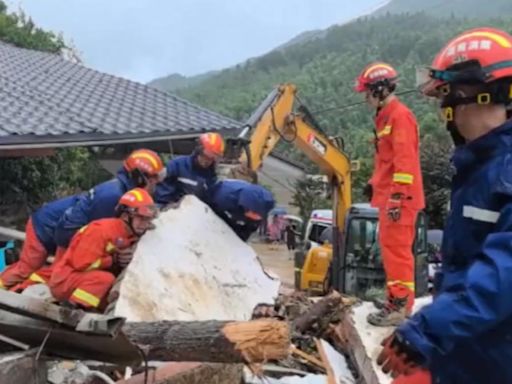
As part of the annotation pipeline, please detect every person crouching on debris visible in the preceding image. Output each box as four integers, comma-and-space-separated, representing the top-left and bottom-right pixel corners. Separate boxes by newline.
0, 195, 80, 290
208, 179, 275, 242
154, 132, 225, 207
48, 188, 157, 311
377, 27, 512, 384
8, 149, 164, 293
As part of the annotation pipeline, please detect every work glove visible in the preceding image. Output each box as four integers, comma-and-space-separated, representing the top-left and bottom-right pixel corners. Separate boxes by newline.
386, 193, 404, 222
363, 183, 373, 201
377, 332, 425, 377
114, 244, 137, 268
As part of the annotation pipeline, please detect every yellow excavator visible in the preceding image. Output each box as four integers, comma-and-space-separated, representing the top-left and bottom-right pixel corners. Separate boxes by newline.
222, 83, 429, 299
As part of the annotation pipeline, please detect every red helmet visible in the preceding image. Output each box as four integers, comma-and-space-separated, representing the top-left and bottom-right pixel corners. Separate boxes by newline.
124, 149, 166, 184
354, 62, 398, 93
419, 27, 512, 97
198, 132, 225, 159
117, 188, 157, 218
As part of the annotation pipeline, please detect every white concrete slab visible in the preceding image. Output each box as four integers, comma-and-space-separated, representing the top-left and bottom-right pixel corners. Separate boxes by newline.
113, 195, 281, 321
320, 339, 355, 384
352, 297, 432, 384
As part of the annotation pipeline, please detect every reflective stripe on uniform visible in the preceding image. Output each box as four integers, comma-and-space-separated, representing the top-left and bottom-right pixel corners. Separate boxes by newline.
29, 273, 46, 283
463, 205, 501, 223
178, 177, 198, 186
393, 173, 414, 184
71, 288, 100, 308
377, 125, 392, 137
387, 280, 415, 290
87, 258, 102, 271
79, 225, 89, 234
105, 241, 116, 253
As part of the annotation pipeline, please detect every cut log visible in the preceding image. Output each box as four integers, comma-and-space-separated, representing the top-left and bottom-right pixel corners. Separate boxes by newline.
123, 319, 290, 364
292, 291, 343, 334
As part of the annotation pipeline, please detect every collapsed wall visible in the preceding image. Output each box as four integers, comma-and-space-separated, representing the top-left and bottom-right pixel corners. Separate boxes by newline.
113, 195, 281, 322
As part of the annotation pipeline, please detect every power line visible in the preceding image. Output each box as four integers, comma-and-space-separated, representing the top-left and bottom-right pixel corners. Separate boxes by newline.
310, 89, 418, 115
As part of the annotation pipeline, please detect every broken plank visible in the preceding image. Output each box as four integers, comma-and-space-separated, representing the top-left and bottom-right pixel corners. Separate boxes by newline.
123, 319, 290, 363
293, 291, 343, 334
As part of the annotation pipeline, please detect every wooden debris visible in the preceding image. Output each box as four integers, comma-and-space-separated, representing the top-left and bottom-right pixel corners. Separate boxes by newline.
293, 291, 344, 334
290, 344, 325, 371
122, 319, 290, 364
315, 339, 336, 384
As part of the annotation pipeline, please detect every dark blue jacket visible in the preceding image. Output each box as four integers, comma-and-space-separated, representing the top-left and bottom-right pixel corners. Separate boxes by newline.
154, 155, 217, 207
54, 169, 135, 248
398, 120, 512, 383
209, 180, 275, 241
31, 195, 79, 255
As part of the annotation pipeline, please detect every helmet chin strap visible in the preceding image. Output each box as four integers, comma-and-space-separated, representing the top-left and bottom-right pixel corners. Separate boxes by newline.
446, 119, 466, 147
125, 215, 146, 238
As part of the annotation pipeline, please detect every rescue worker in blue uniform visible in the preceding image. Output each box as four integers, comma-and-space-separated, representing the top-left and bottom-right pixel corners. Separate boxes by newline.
55, 149, 165, 250
376, 27, 512, 384
209, 179, 275, 241
0, 195, 78, 290
3, 149, 164, 292
154, 133, 224, 207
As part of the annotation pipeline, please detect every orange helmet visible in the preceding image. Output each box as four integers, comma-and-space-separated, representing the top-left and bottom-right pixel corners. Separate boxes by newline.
117, 188, 157, 219
354, 62, 398, 93
198, 132, 225, 159
124, 149, 166, 186
418, 27, 512, 98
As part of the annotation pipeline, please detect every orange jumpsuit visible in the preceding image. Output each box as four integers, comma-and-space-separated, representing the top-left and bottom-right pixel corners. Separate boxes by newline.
0, 218, 47, 289
49, 218, 134, 310
392, 370, 431, 384
370, 98, 425, 310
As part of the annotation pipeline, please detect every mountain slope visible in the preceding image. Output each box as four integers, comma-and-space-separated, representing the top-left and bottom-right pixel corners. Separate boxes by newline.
373, 0, 512, 18
170, 12, 511, 201
148, 70, 219, 92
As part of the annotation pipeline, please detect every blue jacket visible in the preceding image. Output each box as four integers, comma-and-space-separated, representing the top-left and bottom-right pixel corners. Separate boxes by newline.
154, 155, 217, 207
398, 120, 512, 383
31, 195, 79, 255
54, 169, 135, 248
209, 180, 275, 241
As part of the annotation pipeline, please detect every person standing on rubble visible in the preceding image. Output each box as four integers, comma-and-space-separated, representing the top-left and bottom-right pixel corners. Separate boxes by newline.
377, 27, 512, 384
154, 132, 225, 207
353, 62, 425, 327
208, 179, 275, 241
7, 149, 164, 292
49, 188, 157, 311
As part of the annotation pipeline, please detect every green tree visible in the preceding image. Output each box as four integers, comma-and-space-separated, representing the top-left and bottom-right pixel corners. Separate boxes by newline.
290, 176, 331, 224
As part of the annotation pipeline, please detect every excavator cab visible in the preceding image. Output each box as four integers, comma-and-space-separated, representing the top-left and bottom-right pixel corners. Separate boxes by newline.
295, 205, 429, 299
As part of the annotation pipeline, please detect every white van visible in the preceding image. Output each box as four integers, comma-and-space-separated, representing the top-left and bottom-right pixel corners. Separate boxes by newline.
303, 209, 333, 248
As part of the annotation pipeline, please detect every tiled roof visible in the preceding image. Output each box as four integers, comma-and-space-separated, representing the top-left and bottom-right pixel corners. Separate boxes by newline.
0, 42, 240, 148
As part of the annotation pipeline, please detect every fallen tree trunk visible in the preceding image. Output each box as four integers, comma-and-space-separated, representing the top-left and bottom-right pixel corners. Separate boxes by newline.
123, 319, 290, 363
292, 291, 343, 334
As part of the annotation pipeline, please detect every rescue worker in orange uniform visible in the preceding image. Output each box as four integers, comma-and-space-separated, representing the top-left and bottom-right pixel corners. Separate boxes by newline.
49, 188, 157, 311
7, 149, 164, 293
354, 62, 425, 326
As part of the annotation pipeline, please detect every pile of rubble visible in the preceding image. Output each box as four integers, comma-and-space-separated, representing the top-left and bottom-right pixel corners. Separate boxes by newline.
0, 196, 412, 383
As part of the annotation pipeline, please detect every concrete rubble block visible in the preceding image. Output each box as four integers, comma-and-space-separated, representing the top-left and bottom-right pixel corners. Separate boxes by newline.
0, 349, 46, 384
113, 195, 280, 322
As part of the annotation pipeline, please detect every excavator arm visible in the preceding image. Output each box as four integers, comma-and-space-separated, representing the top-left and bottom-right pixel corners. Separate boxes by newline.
227, 83, 352, 289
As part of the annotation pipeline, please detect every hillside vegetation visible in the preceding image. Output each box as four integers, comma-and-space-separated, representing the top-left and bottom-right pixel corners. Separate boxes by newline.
168, 13, 511, 225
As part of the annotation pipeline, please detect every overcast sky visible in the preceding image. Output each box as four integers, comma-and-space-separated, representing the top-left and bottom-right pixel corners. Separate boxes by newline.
6, 0, 385, 83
